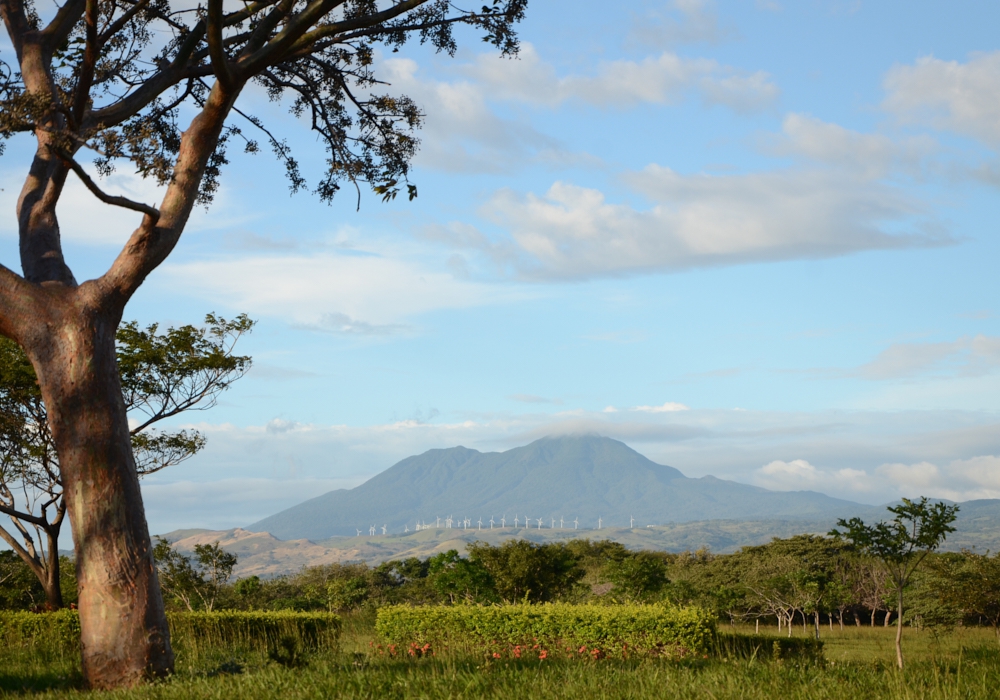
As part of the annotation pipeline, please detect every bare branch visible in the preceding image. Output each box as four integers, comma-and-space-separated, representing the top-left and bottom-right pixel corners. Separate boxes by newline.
98, 0, 153, 45
71, 0, 100, 126
60, 153, 161, 221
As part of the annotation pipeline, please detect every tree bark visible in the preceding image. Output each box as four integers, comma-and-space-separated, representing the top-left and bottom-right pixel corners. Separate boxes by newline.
24, 295, 173, 687
43, 525, 63, 609
895, 588, 904, 669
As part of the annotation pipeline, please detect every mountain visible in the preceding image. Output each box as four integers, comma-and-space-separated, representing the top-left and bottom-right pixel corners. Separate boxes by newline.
247, 435, 882, 541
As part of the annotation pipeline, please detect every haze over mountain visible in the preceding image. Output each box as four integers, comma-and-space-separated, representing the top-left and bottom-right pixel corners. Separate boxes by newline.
247, 435, 881, 541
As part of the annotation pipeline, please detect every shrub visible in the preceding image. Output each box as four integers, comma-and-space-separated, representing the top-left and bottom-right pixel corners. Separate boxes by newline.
0, 610, 340, 655
376, 602, 714, 659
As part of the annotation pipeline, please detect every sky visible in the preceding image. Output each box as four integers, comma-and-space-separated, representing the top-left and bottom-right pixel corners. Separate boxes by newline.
5, 0, 1000, 534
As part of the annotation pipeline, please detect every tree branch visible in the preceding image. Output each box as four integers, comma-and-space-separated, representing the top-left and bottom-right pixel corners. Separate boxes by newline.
99, 82, 236, 306
241, 0, 370, 73
0, 0, 33, 62
60, 153, 161, 221
39, 0, 86, 55
71, 0, 100, 126
207, 0, 237, 90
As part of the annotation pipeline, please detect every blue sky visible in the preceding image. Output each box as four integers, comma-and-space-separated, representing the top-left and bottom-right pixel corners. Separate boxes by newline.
5, 0, 1000, 533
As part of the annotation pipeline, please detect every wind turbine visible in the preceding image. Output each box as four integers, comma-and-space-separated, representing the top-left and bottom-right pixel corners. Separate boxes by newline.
574, 518, 578, 529
370, 524, 376, 536
560, 517, 564, 529
356, 529, 362, 537
478, 518, 483, 530
537, 517, 543, 529
551, 517, 556, 529
381, 524, 387, 535
598, 516, 602, 529
501, 514, 507, 527
490, 516, 495, 530
514, 515, 519, 528
630, 515, 635, 529
405, 525, 410, 533
436, 516, 441, 529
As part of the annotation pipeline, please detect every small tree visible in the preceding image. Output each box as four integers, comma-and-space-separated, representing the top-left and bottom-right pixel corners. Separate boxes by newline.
831, 497, 959, 669
0, 314, 252, 609
152, 538, 237, 611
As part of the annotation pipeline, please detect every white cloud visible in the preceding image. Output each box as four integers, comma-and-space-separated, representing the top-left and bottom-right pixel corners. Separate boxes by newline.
482, 167, 942, 280
773, 113, 937, 179
629, 0, 730, 47
883, 51, 1000, 148
465, 44, 778, 111
161, 251, 517, 329
754, 459, 877, 494
631, 402, 690, 413
876, 455, 1000, 501
856, 335, 1000, 380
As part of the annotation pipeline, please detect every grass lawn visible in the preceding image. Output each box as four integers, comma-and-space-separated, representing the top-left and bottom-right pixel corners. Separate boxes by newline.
2, 615, 999, 699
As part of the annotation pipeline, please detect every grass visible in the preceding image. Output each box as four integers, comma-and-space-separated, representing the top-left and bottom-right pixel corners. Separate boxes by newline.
2, 615, 1000, 698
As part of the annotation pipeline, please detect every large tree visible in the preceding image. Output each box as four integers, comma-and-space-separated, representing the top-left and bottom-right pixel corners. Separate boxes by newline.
0, 0, 527, 687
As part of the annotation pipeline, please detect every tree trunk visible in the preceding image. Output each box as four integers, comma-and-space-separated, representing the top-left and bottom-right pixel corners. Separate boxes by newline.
871, 608, 876, 626
895, 588, 904, 669
29, 308, 173, 687
884, 609, 892, 627
813, 610, 820, 640
43, 526, 64, 609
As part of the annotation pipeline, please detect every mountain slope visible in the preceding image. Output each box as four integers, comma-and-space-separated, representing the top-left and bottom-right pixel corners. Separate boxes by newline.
248, 435, 879, 540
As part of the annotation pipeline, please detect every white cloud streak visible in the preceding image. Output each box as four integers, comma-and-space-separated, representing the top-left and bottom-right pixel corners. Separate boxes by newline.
481, 167, 943, 280
773, 113, 938, 179
883, 51, 1000, 148
464, 44, 778, 112
161, 251, 521, 330
856, 335, 1000, 380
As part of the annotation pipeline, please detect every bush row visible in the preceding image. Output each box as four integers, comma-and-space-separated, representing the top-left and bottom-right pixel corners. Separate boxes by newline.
375, 603, 715, 658
0, 610, 341, 654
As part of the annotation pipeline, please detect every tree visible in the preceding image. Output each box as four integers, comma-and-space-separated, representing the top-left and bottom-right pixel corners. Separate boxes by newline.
603, 551, 669, 602
932, 550, 1000, 639
831, 497, 959, 669
0, 313, 252, 609
152, 538, 237, 611
427, 549, 496, 603
467, 540, 583, 603
0, 0, 526, 687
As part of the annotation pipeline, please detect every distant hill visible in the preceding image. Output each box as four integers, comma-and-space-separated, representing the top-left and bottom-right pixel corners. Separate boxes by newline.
247, 435, 882, 540
169, 499, 1000, 577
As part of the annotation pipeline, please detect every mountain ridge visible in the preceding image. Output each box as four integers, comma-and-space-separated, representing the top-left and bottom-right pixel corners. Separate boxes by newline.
247, 435, 882, 540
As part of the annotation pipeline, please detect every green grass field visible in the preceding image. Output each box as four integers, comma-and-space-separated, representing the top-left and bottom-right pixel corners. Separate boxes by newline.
3, 615, 999, 699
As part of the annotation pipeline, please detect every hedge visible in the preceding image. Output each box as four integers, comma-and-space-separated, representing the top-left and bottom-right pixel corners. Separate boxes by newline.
0, 610, 340, 654
375, 603, 715, 659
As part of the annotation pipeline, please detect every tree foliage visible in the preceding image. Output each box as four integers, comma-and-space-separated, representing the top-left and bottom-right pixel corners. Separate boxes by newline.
0, 0, 527, 210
